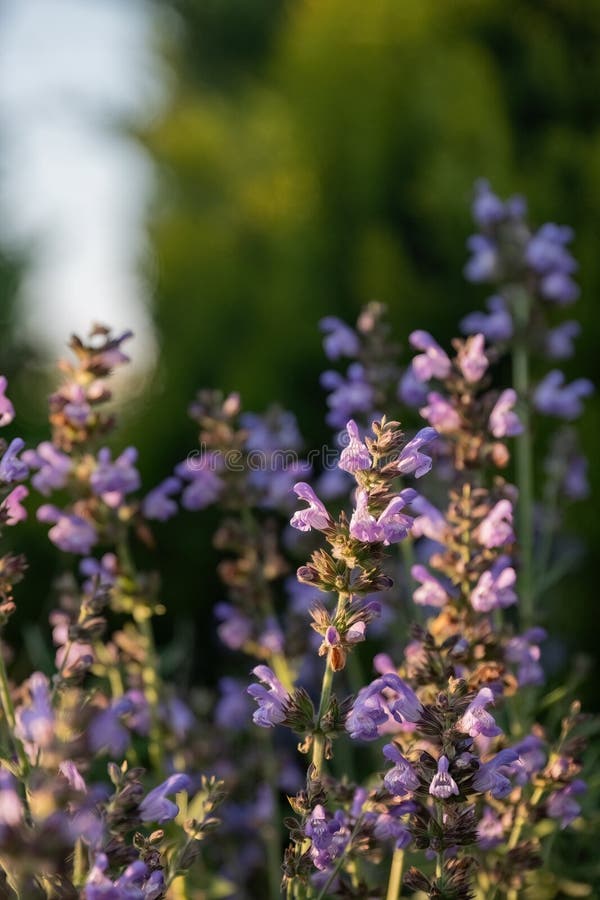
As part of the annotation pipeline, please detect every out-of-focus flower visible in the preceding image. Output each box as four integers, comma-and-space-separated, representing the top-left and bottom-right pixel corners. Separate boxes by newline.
139, 773, 192, 823
409, 331, 451, 382
37, 505, 98, 554
534, 370, 593, 420
489, 389, 523, 438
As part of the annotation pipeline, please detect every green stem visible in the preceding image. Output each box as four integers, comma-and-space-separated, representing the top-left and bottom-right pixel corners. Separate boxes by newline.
0, 649, 29, 777
511, 286, 535, 629
385, 848, 405, 900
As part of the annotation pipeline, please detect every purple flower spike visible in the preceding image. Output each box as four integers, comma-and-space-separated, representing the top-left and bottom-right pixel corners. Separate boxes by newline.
139, 773, 192, 823
458, 333, 489, 383
0, 438, 29, 483
38, 505, 98, 554
420, 392, 461, 433
489, 388, 523, 438
429, 756, 459, 799
397, 427, 438, 478
338, 420, 371, 473
475, 499, 514, 548
290, 482, 331, 532
383, 743, 420, 796
320, 317, 360, 360
247, 665, 289, 727
142, 476, 182, 521
409, 331, 451, 382
411, 565, 448, 609
458, 687, 502, 738
0, 377, 15, 427
534, 370, 593, 421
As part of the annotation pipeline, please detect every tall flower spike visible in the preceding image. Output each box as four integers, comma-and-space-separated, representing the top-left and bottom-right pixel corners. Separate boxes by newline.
290, 482, 331, 532
429, 756, 459, 799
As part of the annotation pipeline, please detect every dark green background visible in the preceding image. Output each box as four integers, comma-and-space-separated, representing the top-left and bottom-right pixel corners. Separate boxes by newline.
3, 0, 599, 702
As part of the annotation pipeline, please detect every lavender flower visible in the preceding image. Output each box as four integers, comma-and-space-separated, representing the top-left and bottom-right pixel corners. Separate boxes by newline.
533, 370, 593, 420
420, 392, 461, 433
545, 321, 581, 360
477, 807, 504, 849
349, 489, 415, 545
320, 316, 360, 360
59, 760, 87, 793
411, 495, 449, 543
383, 743, 420, 795
37, 505, 98, 554
142, 476, 181, 521
2, 485, 28, 525
90, 447, 141, 507
398, 366, 428, 407
175, 455, 224, 510
247, 665, 289, 727
22, 441, 71, 495
0, 376, 15, 426
305, 806, 346, 870
411, 564, 449, 608
546, 780, 586, 828
0, 771, 22, 826
15, 672, 54, 750
526, 223, 579, 304
472, 748, 519, 798
457, 688, 502, 738
429, 756, 459, 799
88, 696, 135, 757
409, 331, 451, 382
347, 674, 422, 740
338, 419, 371, 473
321, 364, 375, 428
457, 333, 488, 383
396, 427, 438, 478
505, 628, 546, 686
0, 437, 28, 483
139, 773, 192, 823
470, 557, 517, 612
460, 295, 513, 343
290, 482, 331, 532
474, 499, 514, 548
464, 234, 500, 282
489, 389, 523, 438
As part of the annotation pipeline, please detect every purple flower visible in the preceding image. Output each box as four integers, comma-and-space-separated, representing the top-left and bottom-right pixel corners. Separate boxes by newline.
139, 773, 192, 823
321, 364, 375, 428
338, 420, 371, 473
0, 771, 22, 826
85, 852, 156, 900
397, 428, 438, 478
563, 454, 589, 500
347, 674, 422, 740
142, 476, 181, 521
526, 223, 579, 304
88, 696, 135, 757
458, 333, 488, 383
175, 455, 224, 510
512, 735, 546, 784
471, 179, 506, 227
2, 485, 28, 525
373, 803, 415, 849
398, 367, 428, 407
460, 295, 513, 343
15, 672, 54, 750
420, 392, 461, 433
429, 756, 459, 799
38, 505, 98, 554
457, 688, 502, 738
489, 389, 523, 438
505, 628, 546, 686
383, 743, 420, 795
305, 806, 347, 870
0, 438, 28, 483
470, 557, 517, 612
477, 806, 504, 849
290, 482, 331, 532
534, 370, 593, 420
545, 321, 580, 360
474, 499, 514, 548
547, 780, 586, 828
409, 331, 451, 382
215, 677, 252, 729
472, 748, 519, 798
22, 441, 71, 495
319, 317, 360, 360
90, 447, 140, 507
411, 495, 448, 543
349, 489, 414, 545
411, 565, 448, 608
0, 377, 15, 427
215, 602, 252, 650
247, 665, 289, 727
59, 760, 87, 793
464, 234, 499, 282
80, 553, 118, 592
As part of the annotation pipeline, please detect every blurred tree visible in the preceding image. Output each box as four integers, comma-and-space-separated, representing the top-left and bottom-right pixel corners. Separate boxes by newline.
134, 0, 600, 692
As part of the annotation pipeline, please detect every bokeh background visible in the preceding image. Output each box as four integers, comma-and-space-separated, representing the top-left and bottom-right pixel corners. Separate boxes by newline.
1, 0, 599, 703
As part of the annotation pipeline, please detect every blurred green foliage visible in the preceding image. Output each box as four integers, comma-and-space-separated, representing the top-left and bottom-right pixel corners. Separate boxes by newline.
129, 0, 600, 698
